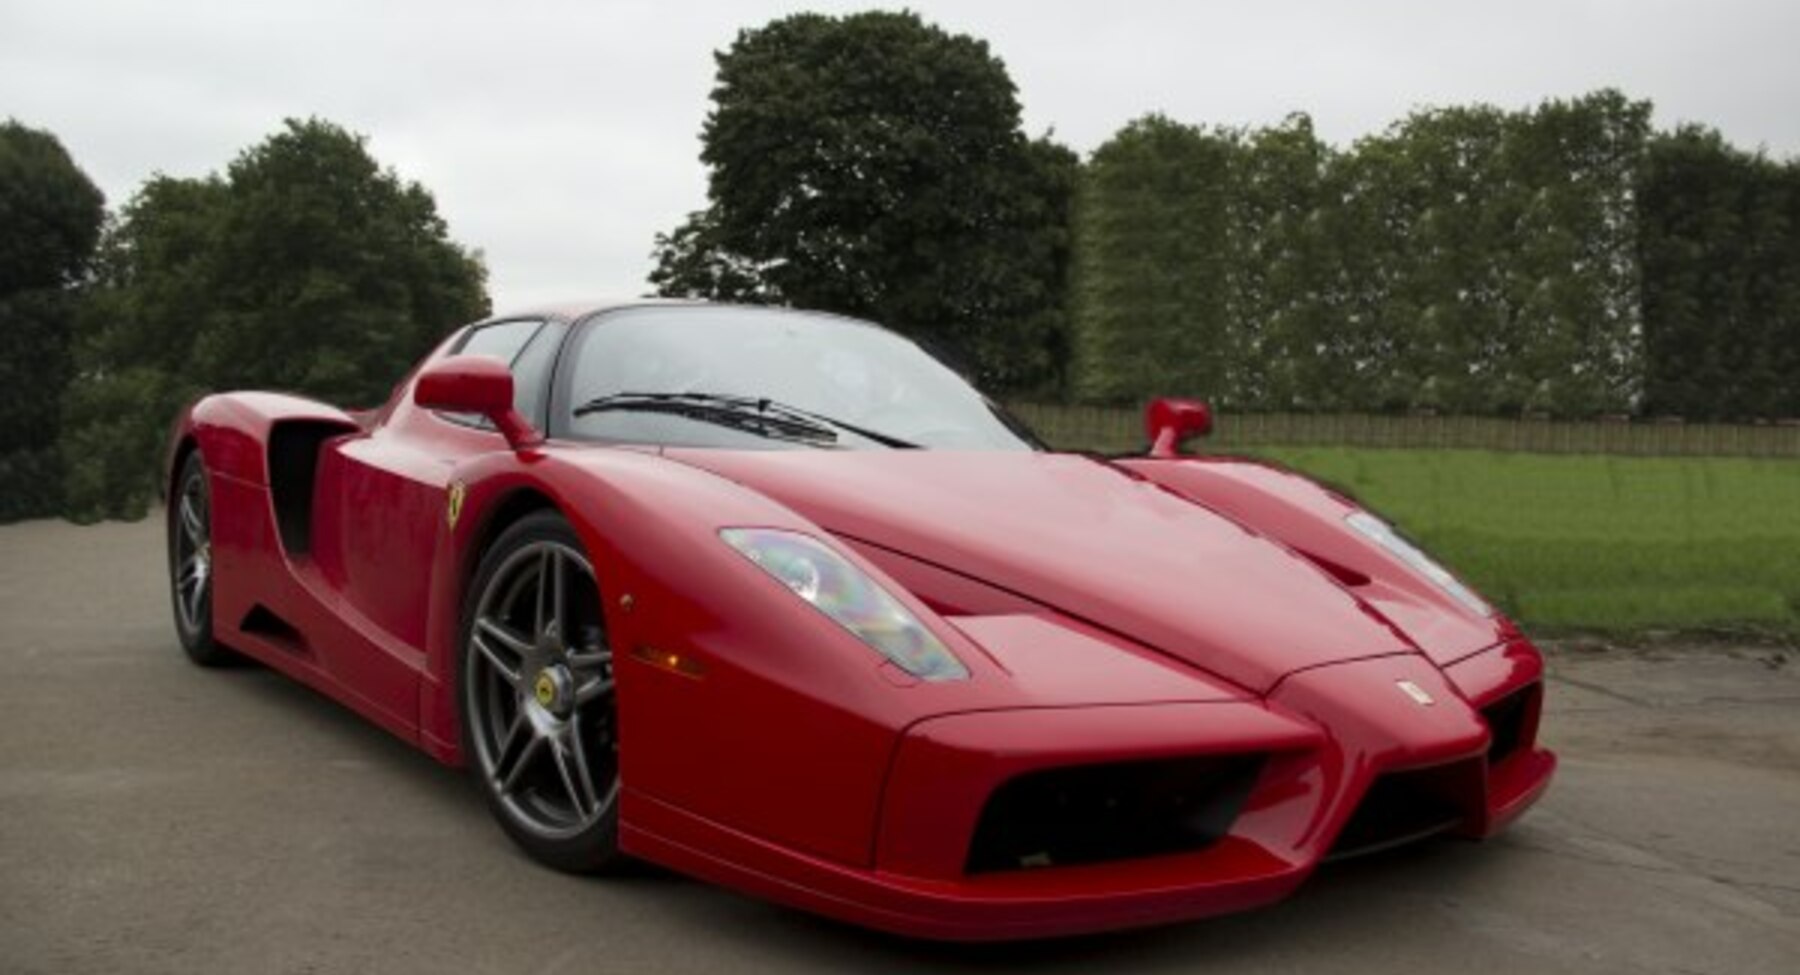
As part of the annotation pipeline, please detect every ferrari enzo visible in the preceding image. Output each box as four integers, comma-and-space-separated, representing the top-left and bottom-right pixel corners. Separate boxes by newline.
163, 301, 1554, 940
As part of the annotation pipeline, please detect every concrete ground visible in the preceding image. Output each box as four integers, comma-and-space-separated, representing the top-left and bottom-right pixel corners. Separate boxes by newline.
1, 515, 1796, 974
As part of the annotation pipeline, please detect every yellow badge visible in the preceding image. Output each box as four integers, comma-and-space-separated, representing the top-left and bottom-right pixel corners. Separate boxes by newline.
534, 671, 557, 707
446, 480, 466, 530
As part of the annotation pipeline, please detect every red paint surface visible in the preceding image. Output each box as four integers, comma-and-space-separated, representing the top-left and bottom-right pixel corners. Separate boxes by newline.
166, 306, 1555, 940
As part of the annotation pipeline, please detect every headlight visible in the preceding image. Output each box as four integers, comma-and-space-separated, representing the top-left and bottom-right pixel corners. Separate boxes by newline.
1344, 511, 1492, 616
719, 528, 970, 681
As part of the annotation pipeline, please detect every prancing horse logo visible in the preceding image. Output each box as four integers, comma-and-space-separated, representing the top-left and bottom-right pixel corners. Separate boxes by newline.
446, 480, 466, 530
1396, 679, 1436, 706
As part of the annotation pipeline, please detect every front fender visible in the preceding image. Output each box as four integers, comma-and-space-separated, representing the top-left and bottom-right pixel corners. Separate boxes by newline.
1120, 455, 1519, 665
423, 445, 999, 867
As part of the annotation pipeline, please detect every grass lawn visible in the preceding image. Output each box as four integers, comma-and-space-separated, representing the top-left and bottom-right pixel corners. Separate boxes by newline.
1225, 447, 1800, 635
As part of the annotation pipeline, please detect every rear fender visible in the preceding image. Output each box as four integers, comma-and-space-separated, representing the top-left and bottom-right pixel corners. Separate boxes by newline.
173, 392, 364, 488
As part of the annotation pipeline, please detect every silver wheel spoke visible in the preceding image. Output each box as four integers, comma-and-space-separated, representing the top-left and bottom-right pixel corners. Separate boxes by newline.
180, 495, 204, 544
565, 649, 610, 672
575, 676, 613, 706
550, 737, 595, 820
566, 730, 602, 820
535, 548, 556, 638
551, 551, 567, 639
475, 617, 532, 657
472, 631, 522, 687
493, 717, 543, 794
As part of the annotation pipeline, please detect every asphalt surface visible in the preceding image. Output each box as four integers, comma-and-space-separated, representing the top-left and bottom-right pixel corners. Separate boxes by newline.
2, 515, 1797, 974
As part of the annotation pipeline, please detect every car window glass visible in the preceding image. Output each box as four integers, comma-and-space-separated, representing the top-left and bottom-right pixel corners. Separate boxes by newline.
560, 307, 1037, 450
440, 319, 544, 429
459, 319, 541, 364
510, 323, 562, 427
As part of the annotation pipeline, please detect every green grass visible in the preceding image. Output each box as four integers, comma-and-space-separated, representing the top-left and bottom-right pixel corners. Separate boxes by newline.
1228, 447, 1800, 635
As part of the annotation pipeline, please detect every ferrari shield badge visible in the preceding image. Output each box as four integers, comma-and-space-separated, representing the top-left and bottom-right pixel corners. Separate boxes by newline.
446, 480, 466, 530
1396, 679, 1436, 706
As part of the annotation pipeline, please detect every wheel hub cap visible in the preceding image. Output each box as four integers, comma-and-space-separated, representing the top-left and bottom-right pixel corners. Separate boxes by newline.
532, 666, 572, 715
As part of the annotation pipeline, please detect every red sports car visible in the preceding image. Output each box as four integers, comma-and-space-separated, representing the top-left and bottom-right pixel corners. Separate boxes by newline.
164, 301, 1554, 940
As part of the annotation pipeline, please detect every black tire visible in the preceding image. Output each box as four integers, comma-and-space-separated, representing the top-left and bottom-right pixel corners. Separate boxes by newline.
168, 451, 233, 667
459, 510, 623, 872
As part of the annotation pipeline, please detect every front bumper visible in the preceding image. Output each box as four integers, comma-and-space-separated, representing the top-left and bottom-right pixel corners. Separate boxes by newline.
624, 640, 1555, 941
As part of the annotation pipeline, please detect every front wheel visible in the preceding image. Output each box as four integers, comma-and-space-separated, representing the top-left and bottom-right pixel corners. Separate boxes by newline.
460, 511, 623, 872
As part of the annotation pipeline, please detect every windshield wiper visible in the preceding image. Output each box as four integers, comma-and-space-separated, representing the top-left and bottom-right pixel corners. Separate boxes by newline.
573, 392, 840, 446
574, 392, 918, 449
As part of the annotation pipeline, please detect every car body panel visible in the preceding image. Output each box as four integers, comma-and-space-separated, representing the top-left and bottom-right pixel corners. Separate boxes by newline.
164, 301, 1556, 939
1119, 455, 1517, 664
663, 449, 1418, 693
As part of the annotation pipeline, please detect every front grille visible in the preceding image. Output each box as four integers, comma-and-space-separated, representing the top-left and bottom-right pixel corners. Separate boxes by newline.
965, 755, 1265, 873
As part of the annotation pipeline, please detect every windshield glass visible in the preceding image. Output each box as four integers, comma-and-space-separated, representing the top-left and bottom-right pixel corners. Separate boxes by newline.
559, 306, 1039, 451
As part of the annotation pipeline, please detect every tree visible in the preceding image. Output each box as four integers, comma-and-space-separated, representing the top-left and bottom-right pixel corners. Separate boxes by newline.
650, 10, 1076, 394
0, 121, 105, 522
1071, 92, 1655, 417
1071, 115, 1240, 403
1231, 114, 1335, 409
1640, 126, 1800, 420
61, 118, 490, 521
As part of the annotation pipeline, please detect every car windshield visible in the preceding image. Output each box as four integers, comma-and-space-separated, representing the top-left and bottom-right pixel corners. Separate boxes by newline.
560, 306, 1040, 451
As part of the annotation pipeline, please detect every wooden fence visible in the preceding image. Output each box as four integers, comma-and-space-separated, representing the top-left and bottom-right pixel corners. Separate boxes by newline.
1007, 403, 1800, 458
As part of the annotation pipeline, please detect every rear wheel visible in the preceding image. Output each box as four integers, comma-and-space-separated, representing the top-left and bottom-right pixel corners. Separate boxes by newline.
168, 451, 232, 667
460, 511, 623, 871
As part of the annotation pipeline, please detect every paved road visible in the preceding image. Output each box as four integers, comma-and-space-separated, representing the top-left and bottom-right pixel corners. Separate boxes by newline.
2, 516, 1797, 974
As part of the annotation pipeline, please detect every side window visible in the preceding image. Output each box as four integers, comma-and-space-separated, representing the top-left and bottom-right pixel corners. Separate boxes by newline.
439, 319, 545, 429
458, 319, 542, 363
510, 324, 562, 427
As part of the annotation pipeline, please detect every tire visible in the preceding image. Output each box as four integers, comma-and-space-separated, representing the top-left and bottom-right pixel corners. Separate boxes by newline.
459, 510, 623, 872
168, 450, 233, 667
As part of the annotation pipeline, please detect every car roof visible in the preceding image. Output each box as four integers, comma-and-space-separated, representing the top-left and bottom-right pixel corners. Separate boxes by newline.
474, 299, 884, 333
478, 297, 710, 326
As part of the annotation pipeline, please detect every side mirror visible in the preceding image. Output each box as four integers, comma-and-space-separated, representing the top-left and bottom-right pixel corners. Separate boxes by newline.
1145, 397, 1212, 457
414, 355, 542, 450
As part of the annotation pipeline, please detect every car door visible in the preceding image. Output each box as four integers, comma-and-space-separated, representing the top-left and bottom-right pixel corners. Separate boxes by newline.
311, 320, 559, 717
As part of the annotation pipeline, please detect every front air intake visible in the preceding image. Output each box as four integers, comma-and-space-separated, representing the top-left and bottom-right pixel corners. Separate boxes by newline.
965, 755, 1265, 873
1328, 760, 1479, 860
1482, 683, 1537, 766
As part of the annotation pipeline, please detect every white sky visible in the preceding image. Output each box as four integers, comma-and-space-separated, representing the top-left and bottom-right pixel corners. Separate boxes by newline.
5, 1, 1797, 310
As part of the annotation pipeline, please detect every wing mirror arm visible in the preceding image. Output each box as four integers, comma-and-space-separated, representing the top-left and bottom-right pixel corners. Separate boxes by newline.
1144, 397, 1213, 458
413, 355, 544, 451
489, 409, 544, 451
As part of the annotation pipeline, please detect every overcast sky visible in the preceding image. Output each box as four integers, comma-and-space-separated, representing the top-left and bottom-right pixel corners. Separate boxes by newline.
6, 1, 1797, 309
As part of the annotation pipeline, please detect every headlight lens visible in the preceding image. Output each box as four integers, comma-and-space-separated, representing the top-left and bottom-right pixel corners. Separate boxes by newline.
719, 528, 970, 681
1344, 511, 1492, 616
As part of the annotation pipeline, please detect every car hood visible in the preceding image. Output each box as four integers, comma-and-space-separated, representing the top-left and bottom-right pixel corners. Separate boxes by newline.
664, 449, 1416, 693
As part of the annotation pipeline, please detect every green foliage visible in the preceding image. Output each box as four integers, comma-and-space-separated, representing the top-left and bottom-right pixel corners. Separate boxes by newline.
1071, 115, 1242, 403
61, 118, 490, 521
1640, 126, 1800, 420
0, 120, 106, 294
1073, 91, 1656, 417
650, 10, 1076, 394
0, 121, 105, 522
